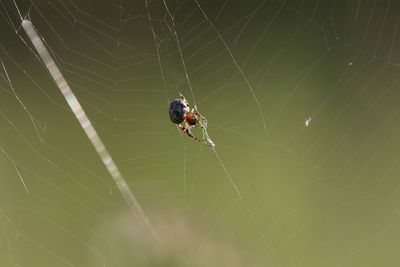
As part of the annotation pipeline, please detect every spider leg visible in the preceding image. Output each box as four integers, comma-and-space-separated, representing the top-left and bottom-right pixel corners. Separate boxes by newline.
195, 112, 207, 122
186, 129, 205, 142
194, 116, 206, 129
181, 123, 205, 142
178, 92, 187, 102
192, 106, 207, 121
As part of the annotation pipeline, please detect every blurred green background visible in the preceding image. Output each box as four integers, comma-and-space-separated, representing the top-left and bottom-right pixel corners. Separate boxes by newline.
1, 0, 400, 266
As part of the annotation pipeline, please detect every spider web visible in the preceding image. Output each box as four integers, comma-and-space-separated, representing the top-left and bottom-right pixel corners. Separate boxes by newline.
1, 0, 400, 266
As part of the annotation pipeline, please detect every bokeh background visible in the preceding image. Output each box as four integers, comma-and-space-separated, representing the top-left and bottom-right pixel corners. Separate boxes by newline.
1, 0, 400, 266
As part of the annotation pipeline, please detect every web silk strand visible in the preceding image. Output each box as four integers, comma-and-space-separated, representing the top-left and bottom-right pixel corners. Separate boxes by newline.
21, 19, 159, 244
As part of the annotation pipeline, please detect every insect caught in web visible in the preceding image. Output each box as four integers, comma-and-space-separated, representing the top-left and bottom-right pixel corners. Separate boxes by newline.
169, 93, 215, 147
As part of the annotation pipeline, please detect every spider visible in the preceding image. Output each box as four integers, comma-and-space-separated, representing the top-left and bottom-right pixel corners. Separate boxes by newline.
169, 93, 208, 142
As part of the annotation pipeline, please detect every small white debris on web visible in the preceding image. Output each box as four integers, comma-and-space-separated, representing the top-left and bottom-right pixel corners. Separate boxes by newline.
348, 62, 353, 66
305, 117, 312, 127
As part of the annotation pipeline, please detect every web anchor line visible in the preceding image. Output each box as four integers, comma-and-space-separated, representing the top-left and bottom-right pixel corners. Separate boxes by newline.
21, 19, 160, 245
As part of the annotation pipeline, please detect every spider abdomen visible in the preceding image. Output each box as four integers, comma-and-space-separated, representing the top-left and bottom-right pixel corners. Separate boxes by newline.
169, 99, 189, 124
